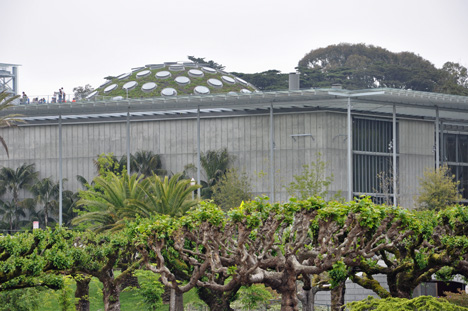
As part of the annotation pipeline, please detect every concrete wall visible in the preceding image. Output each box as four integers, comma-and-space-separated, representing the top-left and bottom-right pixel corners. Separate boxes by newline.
398, 119, 435, 208
0, 110, 432, 206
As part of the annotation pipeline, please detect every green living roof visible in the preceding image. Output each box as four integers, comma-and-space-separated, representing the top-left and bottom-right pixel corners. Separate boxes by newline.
90, 61, 257, 100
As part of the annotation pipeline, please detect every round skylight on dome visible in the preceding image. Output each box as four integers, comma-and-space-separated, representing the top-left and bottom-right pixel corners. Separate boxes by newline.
194, 86, 210, 95
227, 91, 238, 96
188, 69, 204, 78
117, 72, 132, 80
169, 65, 184, 71
240, 89, 252, 94
155, 71, 171, 79
207, 78, 223, 88
161, 88, 177, 96
136, 70, 151, 78
221, 76, 236, 84
183, 62, 197, 67
146, 64, 165, 70
235, 77, 249, 86
141, 82, 157, 93
104, 84, 118, 93
86, 91, 98, 99
112, 96, 124, 101
202, 67, 217, 74
123, 81, 138, 91
175, 76, 190, 85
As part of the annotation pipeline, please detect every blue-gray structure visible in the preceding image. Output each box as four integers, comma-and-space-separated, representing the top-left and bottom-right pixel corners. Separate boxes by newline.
0, 63, 20, 95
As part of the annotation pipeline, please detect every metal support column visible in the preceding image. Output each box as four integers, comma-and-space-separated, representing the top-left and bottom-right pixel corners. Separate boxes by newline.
435, 107, 440, 169
393, 105, 397, 206
59, 114, 63, 227
347, 97, 353, 201
127, 108, 131, 176
270, 103, 275, 202
197, 107, 201, 199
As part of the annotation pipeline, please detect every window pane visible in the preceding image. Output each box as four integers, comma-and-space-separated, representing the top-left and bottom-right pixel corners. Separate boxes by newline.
445, 135, 457, 162
459, 135, 468, 163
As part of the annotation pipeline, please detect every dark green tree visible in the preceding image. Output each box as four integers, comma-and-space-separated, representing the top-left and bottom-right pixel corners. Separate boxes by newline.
0, 163, 38, 230
0, 91, 24, 157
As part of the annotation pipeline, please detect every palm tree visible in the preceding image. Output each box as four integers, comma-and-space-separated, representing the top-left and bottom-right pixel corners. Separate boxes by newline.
140, 173, 200, 217
72, 173, 148, 232
0, 163, 38, 230
0, 91, 24, 157
0, 199, 25, 232
30, 177, 60, 228
200, 148, 232, 199
130, 150, 166, 177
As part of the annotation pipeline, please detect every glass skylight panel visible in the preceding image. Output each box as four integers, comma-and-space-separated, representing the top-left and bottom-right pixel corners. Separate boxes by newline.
161, 88, 177, 96
155, 71, 171, 79
117, 72, 132, 80
194, 86, 210, 95
122, 81, 138, 90
136, 70, 151, 78
207, 78, 223, 88
86, 91, 98, 99
188, 69, 204, 77
221, 76, 236, 84
104, 84, 118, 93
175, 76, 190, 85
202, 67, 217, 74
141, 82, 157, 93
240, 89, 252, 94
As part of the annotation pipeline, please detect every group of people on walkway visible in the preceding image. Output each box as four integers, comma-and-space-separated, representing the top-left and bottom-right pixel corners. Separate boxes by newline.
52, 87, 66, 103
19, 88, 73, 105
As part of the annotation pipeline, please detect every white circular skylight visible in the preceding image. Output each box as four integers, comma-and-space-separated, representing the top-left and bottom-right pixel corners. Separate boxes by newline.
86, 91, 98, 99
235, 77, 249, 86
221, 76, 236, 84
155, 71, 171, 79
136, 70, 151, 78
194, 86, 210, 95
122, 81, 138, 91
202, 67, 217, 74
227, 91, 238, 96
207, 78, 223, 88
117, 72, 132, 80
240, 89, 252, 94
175, 76, 190, 85
161, 88, 177, 96
188, 69, 204, 78
169, 65, 184, 71
146, 64, 165, 69
141, 82, 157, 93
112, 96, 124, 101
104, 84, 118, 93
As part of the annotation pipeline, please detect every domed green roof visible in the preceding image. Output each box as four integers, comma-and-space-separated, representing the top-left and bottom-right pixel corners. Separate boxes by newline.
88, 62, 257, 100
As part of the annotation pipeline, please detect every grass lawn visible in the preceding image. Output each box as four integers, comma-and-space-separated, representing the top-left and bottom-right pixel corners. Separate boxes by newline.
38, 272, 206, 311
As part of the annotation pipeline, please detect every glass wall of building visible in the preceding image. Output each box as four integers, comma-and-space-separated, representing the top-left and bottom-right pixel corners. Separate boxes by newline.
353, 118, 398, 204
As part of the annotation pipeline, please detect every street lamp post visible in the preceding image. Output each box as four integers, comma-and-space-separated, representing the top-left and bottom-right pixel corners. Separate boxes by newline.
190, 178, 196, 200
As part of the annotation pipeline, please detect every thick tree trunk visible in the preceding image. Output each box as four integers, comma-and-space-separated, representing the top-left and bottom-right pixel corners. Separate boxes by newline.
298, 287, 317, 311
119, 272, 139, 290
280, 275, 299, 311
330, 282, 346, 311
169, 288, 184, 311
101, 271, 121, 311
75, 275, 91, 311
197, 286, 238, 311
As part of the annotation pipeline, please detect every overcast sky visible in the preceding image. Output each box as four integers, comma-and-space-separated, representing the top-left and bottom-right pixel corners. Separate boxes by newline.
2, 0, 468, 97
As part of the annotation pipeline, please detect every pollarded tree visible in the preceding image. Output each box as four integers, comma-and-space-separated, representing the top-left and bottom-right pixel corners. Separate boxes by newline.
71, 230, 143, 311
0, 227, 76, 291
